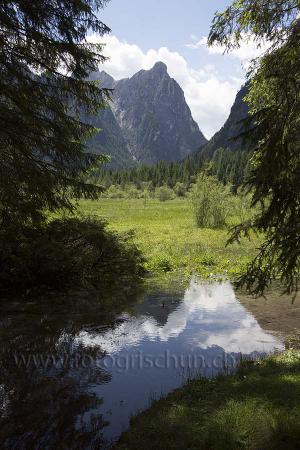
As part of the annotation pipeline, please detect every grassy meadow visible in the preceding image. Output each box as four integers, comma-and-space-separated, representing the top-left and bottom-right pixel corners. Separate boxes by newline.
116, 350, 300, 450
79, 197, 260, 287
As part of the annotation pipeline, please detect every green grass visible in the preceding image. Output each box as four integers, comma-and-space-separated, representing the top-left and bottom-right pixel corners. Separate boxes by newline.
79, 198, 260, 287
115, 350, 300, 450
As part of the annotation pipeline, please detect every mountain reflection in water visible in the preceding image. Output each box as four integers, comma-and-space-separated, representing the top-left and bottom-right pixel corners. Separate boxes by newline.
0, 279, 284, 448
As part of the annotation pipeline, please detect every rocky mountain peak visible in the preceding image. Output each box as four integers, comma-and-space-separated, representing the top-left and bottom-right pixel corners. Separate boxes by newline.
85, 63, 207, 166
151, 61, 168, 74
99, 71, 116, 88
200, 84, 251, 159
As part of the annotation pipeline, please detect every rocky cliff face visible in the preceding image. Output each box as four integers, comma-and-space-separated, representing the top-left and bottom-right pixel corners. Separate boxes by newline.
85, 62, 207, 166
200, 84, 251, 159
83, 71, 134, 168
111, 62, 207, 164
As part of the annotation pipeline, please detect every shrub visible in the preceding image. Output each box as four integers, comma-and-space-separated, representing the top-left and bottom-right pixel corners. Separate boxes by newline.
155, 185, 175, 202
191, 174, 230, 228
0, 216, 145, 294
125, 184, 140, 199
174, 182, 186, 197
232, 188, 254, 223
106, 184, 125, 199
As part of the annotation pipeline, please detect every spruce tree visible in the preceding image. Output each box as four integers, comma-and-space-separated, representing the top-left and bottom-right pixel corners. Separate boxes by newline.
0, 0, 111, 225
210, 0, 300, 294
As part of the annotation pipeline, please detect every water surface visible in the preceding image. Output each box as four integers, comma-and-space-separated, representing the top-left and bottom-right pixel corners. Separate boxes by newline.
0, 279, 284, 449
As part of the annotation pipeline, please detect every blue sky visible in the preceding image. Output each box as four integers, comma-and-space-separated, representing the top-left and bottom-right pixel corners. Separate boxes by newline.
100, 0, 231, 53
89, 0, 262, 138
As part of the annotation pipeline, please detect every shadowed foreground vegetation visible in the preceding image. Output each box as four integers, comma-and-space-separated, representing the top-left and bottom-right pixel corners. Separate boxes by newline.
116, 350, 300, 450
0, 216, 144, 295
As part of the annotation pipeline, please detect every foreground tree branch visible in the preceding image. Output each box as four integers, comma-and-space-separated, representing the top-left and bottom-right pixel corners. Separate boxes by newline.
209, 0, 300, 295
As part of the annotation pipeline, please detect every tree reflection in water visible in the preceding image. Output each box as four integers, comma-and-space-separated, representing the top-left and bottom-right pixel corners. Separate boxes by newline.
0, 284, 141, 450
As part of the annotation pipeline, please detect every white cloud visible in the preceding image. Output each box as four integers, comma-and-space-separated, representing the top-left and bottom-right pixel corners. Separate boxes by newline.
87, 34, 242, 138
186, 35, 269, 70
75, 279, 283, 355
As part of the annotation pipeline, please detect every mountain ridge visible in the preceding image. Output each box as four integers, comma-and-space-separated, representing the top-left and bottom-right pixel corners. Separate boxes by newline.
199, 84, 251, 159
85, 62, 207, 167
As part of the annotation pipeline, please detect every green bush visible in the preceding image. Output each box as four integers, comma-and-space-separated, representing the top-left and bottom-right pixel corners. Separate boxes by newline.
0, 216, 145, 294
191, 174, 230, 228
231, 188, 254, 223
174, 182, 186, 197
155, 185, 175, 202
125, 184, 141, 199
106, 184, 126, 199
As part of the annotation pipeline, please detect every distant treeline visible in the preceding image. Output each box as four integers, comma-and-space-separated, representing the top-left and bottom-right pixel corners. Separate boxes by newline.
91, 148, 250, 191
